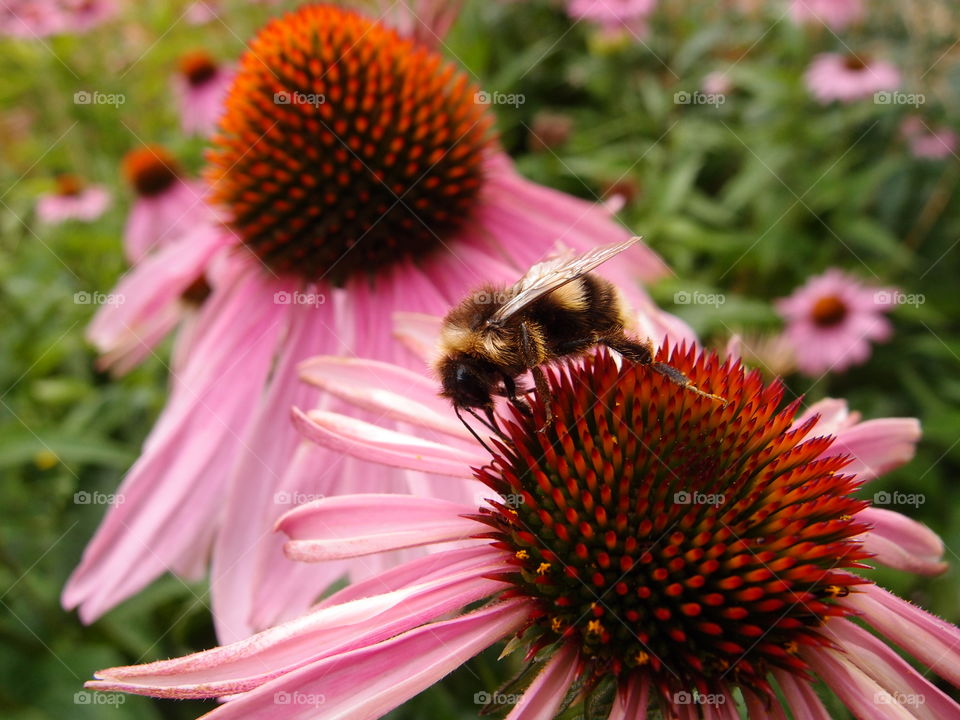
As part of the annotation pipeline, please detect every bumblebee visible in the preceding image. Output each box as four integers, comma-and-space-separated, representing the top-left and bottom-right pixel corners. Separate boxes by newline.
435, 238, 724, 437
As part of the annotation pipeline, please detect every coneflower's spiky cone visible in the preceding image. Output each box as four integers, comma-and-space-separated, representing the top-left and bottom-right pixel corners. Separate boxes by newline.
179, 50, 219, 87
474, 346, 873, 706
206, 4, 493, 285
122, 146, 181, 197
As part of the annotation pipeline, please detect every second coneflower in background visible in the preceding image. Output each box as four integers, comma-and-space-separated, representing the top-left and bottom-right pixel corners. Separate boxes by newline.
174, 50, 233, 137
64, 2, 673, 643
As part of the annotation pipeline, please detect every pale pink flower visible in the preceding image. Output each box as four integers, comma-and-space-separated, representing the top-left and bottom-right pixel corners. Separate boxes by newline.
0, 0, 115, 37
63, 3, 674, 642
805, 52, 900, 104
173, 51, 233, 137
185, 0, 219, 24
901, 116, 959, 160
702, 70, 732, 96
790, 0, 864, 31
777, 268, 897, 376
567, 0, 656, 35
86, 346, 955, 720
36, 174, 110, 224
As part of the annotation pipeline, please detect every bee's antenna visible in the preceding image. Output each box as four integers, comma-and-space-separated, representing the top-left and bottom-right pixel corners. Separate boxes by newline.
455, 405, 498, 457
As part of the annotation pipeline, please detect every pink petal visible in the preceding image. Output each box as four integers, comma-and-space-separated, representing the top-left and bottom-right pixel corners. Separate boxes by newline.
816, 618, 960, 720
858, 507, 947, 575
846, 583, 960, 686
773, 669, 831, 720
298, 356, 468, 441
278, 494, 483, 562
608, 676, 650, 720
831, 418, 920, 482
392, 311, 444, 364
63, 267, 287, 622
804, 644, 915, 720
210, 296, 337, 642
506, 642, 579, 719
291, 407, 486, 477
89, 560, 507, 698
102, 598, 532, 719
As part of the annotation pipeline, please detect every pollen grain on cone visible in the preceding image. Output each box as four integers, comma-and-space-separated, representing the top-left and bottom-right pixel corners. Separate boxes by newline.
474, 347, 872, 701
206, 4, 493, 284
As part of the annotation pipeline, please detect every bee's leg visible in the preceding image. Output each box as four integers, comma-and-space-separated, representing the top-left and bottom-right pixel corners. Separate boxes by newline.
518, 321, 553, 431
605, 336, 727, 405
502, 374, 533, 418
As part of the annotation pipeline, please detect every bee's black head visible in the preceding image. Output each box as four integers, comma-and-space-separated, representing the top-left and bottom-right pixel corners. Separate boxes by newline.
439, 354, 498, 409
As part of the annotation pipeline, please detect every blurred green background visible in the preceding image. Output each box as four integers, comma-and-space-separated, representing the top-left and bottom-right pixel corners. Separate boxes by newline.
1, 1, 958, 718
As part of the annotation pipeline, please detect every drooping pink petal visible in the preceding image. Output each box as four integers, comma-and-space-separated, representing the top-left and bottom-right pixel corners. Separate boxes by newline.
298, 356, 469, 441
88, 561, 507, 698
846, 583, 960, 687
608, 676, 649, 720
814, 619, 960, 720
858, 507, 947, 576
63, 266, 287, 622
93, 598, 531, 719
210, 294, 336, 641
773, 669, 831, 720
393, 311, 444, 364
804, 645, 915, 720
830, 418, 921, 482
123, 179, 210, 262
278, 494, 483, 562
86, 225, 231, 374
291, 407, 486, 477
505, 642, 579, 720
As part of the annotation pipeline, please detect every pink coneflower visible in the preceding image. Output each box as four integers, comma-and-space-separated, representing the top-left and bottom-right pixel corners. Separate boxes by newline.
701, 70, 731, 96
0, 0, 115, 37
805, 52, 900, 104
777, 268, 898, 376
36, 173, 111, 224
63, 3, 670, 642
174, 51, 233, 137
567, 0, 656, 36
87, 346, 957, 720
901, 116, 959, 160
120, 145, 210, 262
789, 0, 864, 31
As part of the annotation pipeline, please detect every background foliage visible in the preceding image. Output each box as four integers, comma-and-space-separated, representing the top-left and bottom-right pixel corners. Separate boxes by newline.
1, 1, 958, 717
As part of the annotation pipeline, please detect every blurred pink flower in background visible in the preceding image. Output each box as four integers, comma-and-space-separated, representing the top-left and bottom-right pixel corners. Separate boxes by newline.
120, 145, 210, 262
901, 115, 959, 160
82, 146, 214, 376
185, 0, 220, 24
789, 0, 864, 31
702, 70, 732, 96
85, 347, 955, 720
0, 0, 115, 37
174, 50, 233, 137
63, 2, 675, 643
567, 0, 656, 36
776, 268, 897, 376
36, 174, 110, 224
805, 52, 900, 104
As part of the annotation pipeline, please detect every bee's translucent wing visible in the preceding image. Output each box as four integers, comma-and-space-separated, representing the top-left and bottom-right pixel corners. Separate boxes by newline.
487, 237, 640, 324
